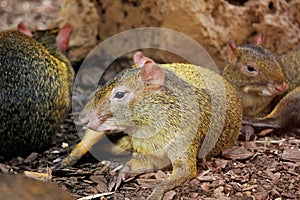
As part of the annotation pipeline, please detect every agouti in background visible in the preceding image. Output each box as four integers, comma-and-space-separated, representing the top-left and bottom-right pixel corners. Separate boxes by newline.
0, 24, 74, 159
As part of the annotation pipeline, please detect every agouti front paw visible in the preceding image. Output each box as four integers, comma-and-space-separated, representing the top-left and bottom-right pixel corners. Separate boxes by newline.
55, 155, 79, 169
108, 165, 130, 191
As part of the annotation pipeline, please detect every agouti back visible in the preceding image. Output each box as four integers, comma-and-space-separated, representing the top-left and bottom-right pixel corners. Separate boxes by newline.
222, 34, 300, 130
0, 24, 74, 159
0, 173, 75, 200
79, 52, 242, 200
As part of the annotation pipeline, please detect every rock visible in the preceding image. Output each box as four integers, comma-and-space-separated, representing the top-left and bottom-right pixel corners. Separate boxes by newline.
58, 0, 300, 68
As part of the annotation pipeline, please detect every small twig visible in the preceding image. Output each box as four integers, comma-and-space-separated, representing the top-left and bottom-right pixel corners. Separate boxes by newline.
77, 192, 115, 200
23, 171, 51, 182
289, 139, 300, 144
110, 164, 124, 173
255, 138, 286, 144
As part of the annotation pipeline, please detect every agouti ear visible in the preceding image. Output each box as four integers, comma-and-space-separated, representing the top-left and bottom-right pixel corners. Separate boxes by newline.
134, 52, 165, 91
17, 23, 33, 37
133, 51, 155, 68
227, 39, 238, 64
56, 23, 73, 52
254, 33, 265, 46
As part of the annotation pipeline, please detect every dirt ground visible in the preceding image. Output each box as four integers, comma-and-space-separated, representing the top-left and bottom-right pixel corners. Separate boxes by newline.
0, 1, 300, 200
0, 109, 299, 200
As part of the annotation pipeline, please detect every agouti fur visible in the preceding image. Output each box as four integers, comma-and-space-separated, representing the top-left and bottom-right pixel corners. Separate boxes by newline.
0, 24, 74, 159
0, 173, 75, 200
79, 52, 242, 200
222, 34, 300, 130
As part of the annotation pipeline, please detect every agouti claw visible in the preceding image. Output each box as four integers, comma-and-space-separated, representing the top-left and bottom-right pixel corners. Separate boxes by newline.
108, 176, 118, 191
109, 165, 130, 191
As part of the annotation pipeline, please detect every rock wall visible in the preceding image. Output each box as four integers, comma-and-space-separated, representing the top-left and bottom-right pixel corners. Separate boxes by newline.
1, 0, 299, 68
59, 0, 300, 68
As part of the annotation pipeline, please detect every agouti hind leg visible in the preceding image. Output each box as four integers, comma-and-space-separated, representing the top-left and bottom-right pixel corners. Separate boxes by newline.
147, 155, 197, 200
243, 86, 300, 131
109, 153, 171, 192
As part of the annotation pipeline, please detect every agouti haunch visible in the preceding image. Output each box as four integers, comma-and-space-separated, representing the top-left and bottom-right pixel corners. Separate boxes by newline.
0, 23, 74, 159
79, 52, 242, 200
222, 34, 300, 132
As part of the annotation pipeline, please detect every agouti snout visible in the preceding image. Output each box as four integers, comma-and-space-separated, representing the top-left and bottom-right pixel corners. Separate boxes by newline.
80, 52, 242, 200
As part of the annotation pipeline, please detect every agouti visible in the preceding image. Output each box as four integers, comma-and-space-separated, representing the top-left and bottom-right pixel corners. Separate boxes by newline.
79, 52, 242, 200
0, 173, 75, 200
222, 34, 300, 131
0, 24, 74, 159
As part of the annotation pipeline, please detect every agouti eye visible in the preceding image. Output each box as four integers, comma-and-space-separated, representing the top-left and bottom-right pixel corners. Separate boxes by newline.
114, 91, 125, 99
246, 65, 257, 72
241, 64, 259, 77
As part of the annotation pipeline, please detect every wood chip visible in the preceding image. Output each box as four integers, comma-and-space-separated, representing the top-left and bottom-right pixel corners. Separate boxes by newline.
281, 148, 300, 162
136, 178, 162, 188
0, 163, 11, 173
254, 189, 269, 200
163, 190, 176, 200
200, 182, 210, 192
222, 146, 253, 160
214, 158, 229, 169
24, 152, 38, 163
96, 180, 109, 193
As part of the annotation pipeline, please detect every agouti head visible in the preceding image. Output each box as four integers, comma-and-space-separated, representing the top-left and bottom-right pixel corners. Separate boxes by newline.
223, 35, 288, 97
222, 34, 288, 116
80, 52, 189, 136
17, 23, 73, 64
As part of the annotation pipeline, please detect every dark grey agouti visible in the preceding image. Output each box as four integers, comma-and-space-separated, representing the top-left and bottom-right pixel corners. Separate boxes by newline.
0, 24, 74, 159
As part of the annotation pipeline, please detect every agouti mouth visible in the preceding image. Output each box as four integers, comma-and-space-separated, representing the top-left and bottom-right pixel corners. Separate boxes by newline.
242, 82, 288, 97
98, 113, 113, 124
267, 81, 288, 96
79, 111, 120, 132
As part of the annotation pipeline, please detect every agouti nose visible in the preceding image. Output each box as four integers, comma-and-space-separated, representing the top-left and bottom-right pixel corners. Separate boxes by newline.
274, 82, 288, 94
267, 81, 288, 96
79, 110, 101, 131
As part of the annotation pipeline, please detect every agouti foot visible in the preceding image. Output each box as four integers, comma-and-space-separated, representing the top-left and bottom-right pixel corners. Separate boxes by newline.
108, 165, 130, 191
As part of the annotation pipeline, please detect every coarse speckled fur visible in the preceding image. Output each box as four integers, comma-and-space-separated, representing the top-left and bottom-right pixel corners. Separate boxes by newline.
80, 53, 242, 200
0, 29, 74, 159
222, 40, 300, 130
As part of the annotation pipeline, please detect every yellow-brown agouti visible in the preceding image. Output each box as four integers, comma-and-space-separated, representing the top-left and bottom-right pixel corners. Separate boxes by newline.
222, 34, 300, 131
0, 173, 75, 200
0, 24, 74, 159
78, 52, 242, 200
